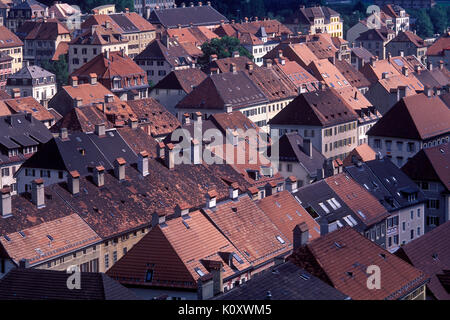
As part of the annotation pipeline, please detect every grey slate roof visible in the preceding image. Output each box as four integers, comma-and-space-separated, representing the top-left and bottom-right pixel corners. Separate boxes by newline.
148, 5, 228, 28
0, 268, 139, 300
272, 132, 325, 176
9, 65, 54, 80
345, 158, 426, 212
214, 261, 349, 300
20, 130, 138, 176
351, 47, 374, 63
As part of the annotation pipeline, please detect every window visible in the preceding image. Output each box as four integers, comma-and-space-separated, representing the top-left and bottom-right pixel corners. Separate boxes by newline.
417, 227, 421, 236
1, 168, 9, 177
385, 140, 392, 151
407, 142, 415, 152
402, 221, 406, 231
410, 229, 414, 240
145, 269, 153, 282
318, 202, 330, 214
427, 199, 439, 209
287, 164, 292, 172
410, 211, 414, 220
417, 208, 420, 217
104, 254, 109, 269
394, 235, 399, 244
113, 251, 117, 263
123, 247, 127, 255
427, 216, 439, 226
397, 141, 403, 151
374, 139, 381, 149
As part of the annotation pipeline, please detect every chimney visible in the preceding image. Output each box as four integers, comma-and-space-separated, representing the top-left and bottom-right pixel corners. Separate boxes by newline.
195, 112, 202, 124
400, 51, 404, 57
439, 60, 444, 70
0, 187, 12, 218
31, 179, 45, 209
293, 222, 309, 250
246, 62, 253, 72
303, 139, 312, 158
230, 63, 237, 73
157, 142, 165, 159
209, 54, 217, 62
125, 8, 129, 13
210, 67, 219, 75
197, 274, 214, 300
414, 65, 421, 74
381, 72, 388, 79
105, 50, 110, 60
68, 170, 80, 195
128, 118, 138, 129
225, 103, 232, 114
181, 2, 186, 7
174, 202, 189, 218
73, 97, 82, 107
114, 158, 126, 181
387, 52, 392, 62
265, 181, 277, 196
247, 187, 259, 200
50, 11, 55, 19
277, 49, 283, 59
232, 51, 239, 58
60, 127, 68, 140
138, 151, 149, 176
398, 86, 406, 99
164, 143, 175, 169
95, 123, 106, 137
93, 165, 105, 187
145, 7, 150, 19
198, 1, 202, 6
229, 182, 239, 200
402, 66, 409, 77
191, 139, 201, 165
427, 60, 433, 71
285, 176, 298, 193
265, 58, 272, 68
89, 73, 97, 85
105, 21, 111, 29
190, 2, 194, 7
105, 94, 114, 103
370, 56, 376, 67
152, 210, 166, 227
183, 113, 191, 125
11, 88, 20, 98
205, 190, 217, 209
424, 85, 432, 97
319, 218, 328, 236
70, 76, 78, 87
210, 261, 224, 296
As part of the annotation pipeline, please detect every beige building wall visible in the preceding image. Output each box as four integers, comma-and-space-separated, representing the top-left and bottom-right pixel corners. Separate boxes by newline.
0, 46, 23, 73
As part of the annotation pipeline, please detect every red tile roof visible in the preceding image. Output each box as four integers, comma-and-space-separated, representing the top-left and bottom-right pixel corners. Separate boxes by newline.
427, 32, 450, 57
107, 210, 250, 289
325, 173, 389, 226
0, 25, 24, 48
256, 190, 321, 243
343, 144, 376, 167
289, 227, 428, 300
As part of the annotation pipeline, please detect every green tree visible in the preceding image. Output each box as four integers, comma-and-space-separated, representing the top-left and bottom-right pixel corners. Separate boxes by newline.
414, 9, 434, 38
429, 5, 448, 35
41, 55, 69, 89
198, 36, 253, 67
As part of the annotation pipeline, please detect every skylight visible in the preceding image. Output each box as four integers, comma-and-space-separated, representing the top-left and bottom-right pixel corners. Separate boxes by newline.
331, 198, 341, 208
326, 199, 338, 210
295, 210, 302, 217
194, 267, 205, 277
232, 252, 244, 264
318, 202, 330, 214
276, 236, 285, 244
299, 273, 310, 281
357, 210, 366, 220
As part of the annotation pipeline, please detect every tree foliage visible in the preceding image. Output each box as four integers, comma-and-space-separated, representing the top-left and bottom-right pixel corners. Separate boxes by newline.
41, 55, 69, 89
198, 36, 253, 67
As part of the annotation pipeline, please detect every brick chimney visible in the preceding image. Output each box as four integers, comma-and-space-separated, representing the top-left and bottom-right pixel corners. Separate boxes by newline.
95, 123, 106, 137
93, 165, 105, 187
68, 170, 80, 195
285, 176, 298, 193
31, 179, 45, 209
114, 158, 126, 181
293, 222, 309, 250
89, 73, 97, 85
164, 143, 175, 169
138, 151, 149, 176
205, 189, 217, 209
0, 187, 12, 218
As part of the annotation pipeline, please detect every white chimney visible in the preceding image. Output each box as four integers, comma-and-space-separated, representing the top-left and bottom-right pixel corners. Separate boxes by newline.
138, 151, 149, 176
229, 183, 239, 200
191, 139, 201, 165
0, 187, 12, 218
285, 176, 298, 193
95, 123, 106, 137
114, 158, 126, 181
206, 190, 217, 209
157, 142, 165, 159
60, 127, 68, 140
195, 112, 202, 124
31, 179, 45, 209
68, 170, 80, 195
164, 143, 175, 169
93, 165, 105, 187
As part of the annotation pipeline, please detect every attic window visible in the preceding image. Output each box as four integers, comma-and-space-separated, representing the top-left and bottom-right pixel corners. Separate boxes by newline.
295, 210, 302, 217
432, 253, 438, 260
4, 235, 11, 242
19, 231, 25, 238
47, 235, 54, 241
379, 253, 386, 260
275, 201, 281, 208
276, 236, 285, 244
346, 271, 354, 278
334, 241, 342, 249
145, 269, 153, 282
286, 214, 293, 221
357, 210, 367, 220
182, 220, 190, 229
232, 252, 244, 264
